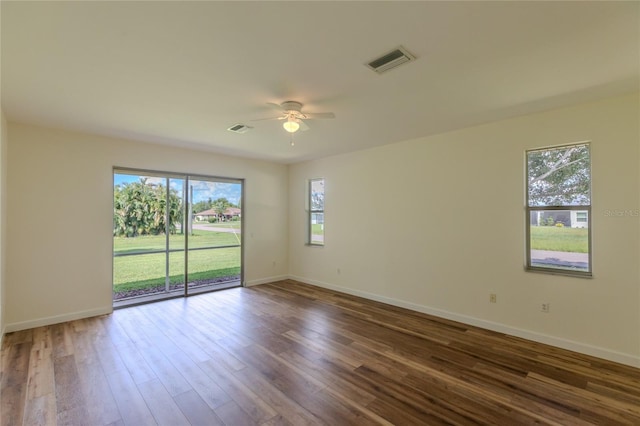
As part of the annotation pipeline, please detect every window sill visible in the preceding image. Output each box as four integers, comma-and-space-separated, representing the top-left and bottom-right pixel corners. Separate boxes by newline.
525, 266, 592, 279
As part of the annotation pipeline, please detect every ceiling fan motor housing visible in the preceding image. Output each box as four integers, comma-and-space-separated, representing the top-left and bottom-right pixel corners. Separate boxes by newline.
281, 101, 303, 113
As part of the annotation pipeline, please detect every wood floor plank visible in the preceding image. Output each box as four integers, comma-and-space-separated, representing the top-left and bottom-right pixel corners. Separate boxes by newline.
197, 358, 278, 424
232, 342, 326, 398
164, 349, 230, 409
277, 348, 377, 407
105, 368, 157, 426
137, 378, 191, 426
50, 323, 75, 360
2, 329, 33, 346
65, 318, 121, 425
26, 327, 54, 400
74, 359, 121, 426
92, 332, 128, 376
173, 389, 225, 426
181, 327, 247, 372
53, 355, 90, 424
139, 349, 192, 398
232, 365, 322, 426
2, 279, 639, 425
112, 339, 158, 385
214, 400, 258, 426
1, 342, 31, 426
22, 393, 57, 426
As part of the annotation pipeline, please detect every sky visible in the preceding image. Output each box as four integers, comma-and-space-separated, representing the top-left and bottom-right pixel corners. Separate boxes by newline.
114, 173, 242, 205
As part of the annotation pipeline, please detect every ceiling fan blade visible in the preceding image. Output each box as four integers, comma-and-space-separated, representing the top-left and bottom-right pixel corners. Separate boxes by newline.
250, 115, 284, 122
298, 119, 310, 131
266, 102, 284, 110
302, 112, 335, 119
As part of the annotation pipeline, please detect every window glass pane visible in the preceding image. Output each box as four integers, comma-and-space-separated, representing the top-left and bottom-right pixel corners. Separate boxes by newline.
113, 252, 167, 301
527, 144, 590, 207
168, 178, 186, 251
114, 173, 177, 238
169, 250, 186, 294
309, 178, 324, 245
529, 210, 589, 272
188, 246, 241, 294
311, 212, 324, 244
310, 179, 324, 210
190, 179, 243, 248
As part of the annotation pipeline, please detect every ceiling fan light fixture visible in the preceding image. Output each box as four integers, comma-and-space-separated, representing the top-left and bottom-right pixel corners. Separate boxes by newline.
283, 118, 300, 133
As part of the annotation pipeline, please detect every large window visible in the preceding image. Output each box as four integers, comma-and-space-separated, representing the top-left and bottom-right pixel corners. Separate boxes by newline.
308, 178, 324, 245
526, 143, 591, 276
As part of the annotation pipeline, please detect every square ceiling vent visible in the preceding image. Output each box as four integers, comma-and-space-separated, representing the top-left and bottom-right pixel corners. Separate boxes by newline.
227, 124, 253, 134
366, 46, 415, 74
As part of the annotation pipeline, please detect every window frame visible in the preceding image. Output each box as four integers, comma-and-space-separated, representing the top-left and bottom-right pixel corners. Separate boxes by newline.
307, 178, 325, 246
576, 212, 588, 222
525, 142, 592, 277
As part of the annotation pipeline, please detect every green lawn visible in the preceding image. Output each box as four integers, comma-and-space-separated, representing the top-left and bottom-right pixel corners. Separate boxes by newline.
114, 229, 240, 254
530, 226, 588, 253
114, 247, 240, 291
113, 229, 241, 294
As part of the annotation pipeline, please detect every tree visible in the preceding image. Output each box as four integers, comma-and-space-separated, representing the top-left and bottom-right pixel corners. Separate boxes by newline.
212, 197, 231, 221
114, 178, 182, 237
528, 144, 590, 206
193, 197, 213, 214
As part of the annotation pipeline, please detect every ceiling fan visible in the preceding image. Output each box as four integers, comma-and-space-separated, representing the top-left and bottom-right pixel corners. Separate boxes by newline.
253, 101, 335, 134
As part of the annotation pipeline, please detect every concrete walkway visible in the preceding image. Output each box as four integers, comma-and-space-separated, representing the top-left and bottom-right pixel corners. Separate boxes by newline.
192, 224, 241, 234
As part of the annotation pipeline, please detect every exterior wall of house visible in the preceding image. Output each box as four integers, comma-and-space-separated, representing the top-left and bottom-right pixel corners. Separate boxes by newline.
570, 211, 589, 228
289, 93, 640, 366
5, 123, 289, 331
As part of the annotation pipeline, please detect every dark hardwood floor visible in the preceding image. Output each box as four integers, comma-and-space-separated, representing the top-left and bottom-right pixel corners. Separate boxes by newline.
1, 280, 639, 425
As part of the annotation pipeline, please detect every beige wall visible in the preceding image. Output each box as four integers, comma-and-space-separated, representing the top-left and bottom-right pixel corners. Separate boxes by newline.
289, 93, 640, 366
0, 110, 7, 341
5, 123, 289, 330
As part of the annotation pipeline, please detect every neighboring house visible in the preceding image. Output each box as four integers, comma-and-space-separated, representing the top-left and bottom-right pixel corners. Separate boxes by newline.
195, 207, 241, 221
570, 210, 589, 228
532, 210, 588, 228
310, 213, 324, 225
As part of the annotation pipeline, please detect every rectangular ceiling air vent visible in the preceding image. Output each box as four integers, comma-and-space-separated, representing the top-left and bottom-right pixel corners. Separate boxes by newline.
227, 124, 253, 134
366, 46, 415, 74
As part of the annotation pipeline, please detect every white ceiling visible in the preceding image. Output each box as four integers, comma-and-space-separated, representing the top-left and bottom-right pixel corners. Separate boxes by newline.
2, 1, 638, 164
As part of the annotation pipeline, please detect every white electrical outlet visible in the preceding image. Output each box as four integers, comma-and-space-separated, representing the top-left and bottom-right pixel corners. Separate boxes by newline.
541, 303, 550, 313
490, 294, 497, 303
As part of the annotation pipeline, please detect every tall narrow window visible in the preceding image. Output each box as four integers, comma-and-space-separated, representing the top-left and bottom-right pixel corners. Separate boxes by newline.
526, 142, 591, 276
309, 178, 325, 245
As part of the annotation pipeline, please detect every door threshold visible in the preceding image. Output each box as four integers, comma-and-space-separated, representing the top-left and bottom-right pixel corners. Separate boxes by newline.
113, 280, 241, 309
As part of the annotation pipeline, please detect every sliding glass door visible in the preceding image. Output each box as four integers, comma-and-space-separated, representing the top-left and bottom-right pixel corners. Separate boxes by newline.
186, 177, 242, 294
113, 169, 243, 307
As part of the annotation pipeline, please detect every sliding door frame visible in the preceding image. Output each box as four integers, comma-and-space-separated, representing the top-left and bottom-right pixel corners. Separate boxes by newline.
113, 166, 245, 306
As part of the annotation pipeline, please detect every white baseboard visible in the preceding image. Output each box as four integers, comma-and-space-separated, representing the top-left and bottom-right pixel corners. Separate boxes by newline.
289, 275, 640, 368
5, 306, 113, 333
245, 275, 289, 287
